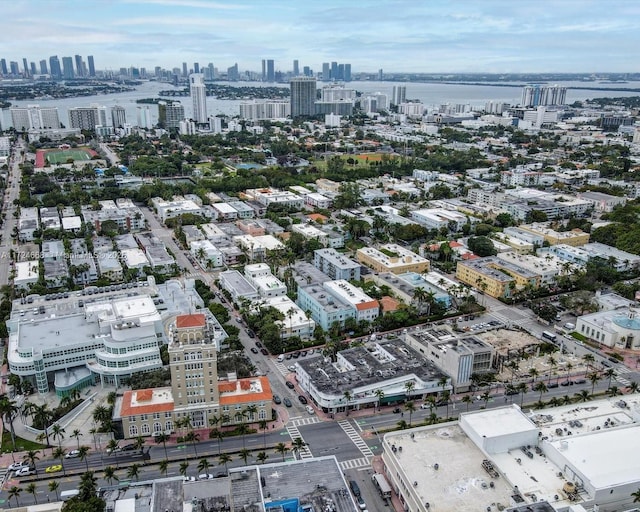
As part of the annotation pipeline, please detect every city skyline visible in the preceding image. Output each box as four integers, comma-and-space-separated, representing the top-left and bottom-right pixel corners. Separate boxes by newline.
1, 0, 638, 74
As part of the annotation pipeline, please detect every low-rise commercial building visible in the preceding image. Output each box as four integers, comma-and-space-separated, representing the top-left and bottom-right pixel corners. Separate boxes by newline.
405, 327, 493, 390
18, 207, 40, 242
296, 338, 450, 413
456, 256, 541, 299
151, 196, 203, 223
218, 270, 259, 303
14, 260, 39, 290
411, 208, 470, 232
313, 248, 361, 281
577, 191, 627, 213
81, 199, 145, 233
243, 188, 304, 209
381, 396, 640, 512
261, 295, 315, 340
357, 244, 430, 275
7, 280, 185, 393
190, 239, 224, 268
517, 223, 590, 247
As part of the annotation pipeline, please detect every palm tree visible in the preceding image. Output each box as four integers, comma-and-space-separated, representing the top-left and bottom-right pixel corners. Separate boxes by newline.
48, 480, 60, 501
32, 404, 53, 445
198, 458, 211, 475
405, 401, 416, 427
582, 354, 595, 373
133, 435, 145, 453
343, 390, 353, 416
26, 482, 38, 504
244, 404, 258, 424
106, 439, 120, 468
0, 395, 19, 453
71, 428, 83, 449
258, 419, 269, 449
461, 395, 472, 412
397, 419, 408, 430
632, 488, 640, 503
24, 449, 40, 469
209, 428, 224, 455
291, 437, 306, 460
565, 362, 574, 384
185, 431, 200, 458
547, 355, 557, 384
517, 382, 528, 407
426, 412, 439, 425
89, 427, 99, 451
126, 463, 141, 482
51, 424, 65, 448
529, 368, 539, 381
574, 390, 591, 403
154, 432, 170, 460
404, 380, 416, 400
8, 485, 22, 507
218, 453, 232, 474
104, 465, 119, 485
257, 451, 269, 464
589, 372, 600, 395
239, 448, 252, 465
608, 385, 621, 397
374, 389, 385, 411
52, 447, 66, 476
179, 461, 189, 477
236, 423, 250, 450
604, 368, 616, 389
533, 381, 548, 403
628, 381, 639, 394
159, 459, 169, 477
481, 391, 491, 408
78, 445, 90, 471
275, 442, 289, 462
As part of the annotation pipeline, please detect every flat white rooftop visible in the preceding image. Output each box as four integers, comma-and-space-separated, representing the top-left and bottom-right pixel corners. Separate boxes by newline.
384, 425, 515, 512
548, 425, 640, 490
461, 405, 538, 439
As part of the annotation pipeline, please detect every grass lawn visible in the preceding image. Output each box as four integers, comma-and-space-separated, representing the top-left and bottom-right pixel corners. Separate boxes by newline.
1, 431, 47, 454
312, 152, 397, 171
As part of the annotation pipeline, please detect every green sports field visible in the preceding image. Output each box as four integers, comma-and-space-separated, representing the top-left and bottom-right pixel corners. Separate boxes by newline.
45, 149, 93, 164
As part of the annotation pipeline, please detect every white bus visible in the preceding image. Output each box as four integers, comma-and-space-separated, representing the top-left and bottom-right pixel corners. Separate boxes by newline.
372, 473, 392, 499
541, 331, 557, 342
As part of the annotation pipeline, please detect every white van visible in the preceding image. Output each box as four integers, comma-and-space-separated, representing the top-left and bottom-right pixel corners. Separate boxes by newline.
277, 354, 285, 362
60, 489, 79, 501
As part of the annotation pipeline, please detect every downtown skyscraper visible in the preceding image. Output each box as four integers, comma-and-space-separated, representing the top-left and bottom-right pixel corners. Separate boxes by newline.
189, 73, 207, 123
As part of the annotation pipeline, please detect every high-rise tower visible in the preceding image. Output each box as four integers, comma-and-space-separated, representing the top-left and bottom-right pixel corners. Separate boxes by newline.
87, 55, 95, 77
189, 73, 207, 123
290, 77, 317, 118
266, 59, 275, 82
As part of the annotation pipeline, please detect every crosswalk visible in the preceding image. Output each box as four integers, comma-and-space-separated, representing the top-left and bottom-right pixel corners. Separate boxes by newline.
338, 420, 374, 458
274, 361, 291, 377
615, 365, 633, 387
286, 424, 313, 460
339, 457, 372, 470
289, 416, 321, 427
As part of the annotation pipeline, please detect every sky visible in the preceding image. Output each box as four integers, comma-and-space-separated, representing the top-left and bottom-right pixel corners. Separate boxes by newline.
1, 0, 639, 74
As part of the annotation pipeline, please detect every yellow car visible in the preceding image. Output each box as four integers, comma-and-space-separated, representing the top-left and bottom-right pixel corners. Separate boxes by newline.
45, 464, 62, 474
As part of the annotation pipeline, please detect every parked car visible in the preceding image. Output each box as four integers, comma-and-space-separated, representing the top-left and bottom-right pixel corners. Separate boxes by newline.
298, 395, 308, 404
8, 461, 28, 471
251, 347, 259, 354
65, 450, 80, 459
392, 407, 401, 414
255, 341, 263, 348
121, 443, 137, 451
198, 473, 214, 480
273, 395, 282, 405
260, 348, 268, 355
247, 330, 255, 338
283, 398, 292, 407
285, 381, 295, 389
305, 405, 314, 415
15, 466, 36, 477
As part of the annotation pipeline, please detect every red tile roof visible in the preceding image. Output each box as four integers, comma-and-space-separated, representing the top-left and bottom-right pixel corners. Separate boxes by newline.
176, 313, 206, 329
119, 388, 174, 417
219, 377, 273, 406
